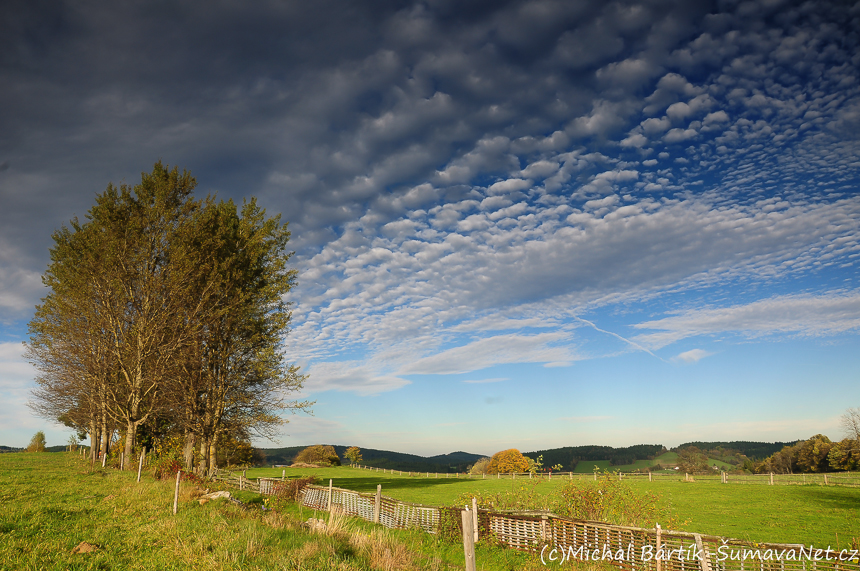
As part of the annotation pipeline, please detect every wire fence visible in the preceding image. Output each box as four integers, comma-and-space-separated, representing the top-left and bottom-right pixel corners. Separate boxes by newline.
350, 465, 860, 487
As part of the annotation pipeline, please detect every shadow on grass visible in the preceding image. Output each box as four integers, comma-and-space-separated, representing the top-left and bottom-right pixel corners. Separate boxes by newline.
794, 486, 860, 510
308, 476, 472, 497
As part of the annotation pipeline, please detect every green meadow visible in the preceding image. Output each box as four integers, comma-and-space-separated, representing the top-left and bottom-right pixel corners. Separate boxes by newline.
0, 453, 551, 570
247, 465, 860, 547
3, 452, 858, 571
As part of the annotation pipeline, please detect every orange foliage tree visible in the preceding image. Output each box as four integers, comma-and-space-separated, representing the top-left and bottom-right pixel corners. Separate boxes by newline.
487, 448, 529, 474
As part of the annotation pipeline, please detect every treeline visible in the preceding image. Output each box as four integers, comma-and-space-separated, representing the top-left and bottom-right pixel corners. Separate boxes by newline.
262, 445, 482, 473
27, 163, 309, 472
674, 410, 860, 474
523, 444, 666, 471
674, 441, 797, 461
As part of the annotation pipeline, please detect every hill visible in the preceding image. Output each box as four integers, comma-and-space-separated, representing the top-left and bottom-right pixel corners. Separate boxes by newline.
673, 441, 801, 461
522, 444, 666, 472
260, 445, 484, 473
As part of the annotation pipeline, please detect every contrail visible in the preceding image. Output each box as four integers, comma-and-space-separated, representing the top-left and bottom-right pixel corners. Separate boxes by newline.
574, 316, 665, 361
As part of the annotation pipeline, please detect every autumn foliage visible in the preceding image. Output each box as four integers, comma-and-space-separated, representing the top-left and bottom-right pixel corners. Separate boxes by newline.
487, 448, 529, 474
294, 444, 341, 466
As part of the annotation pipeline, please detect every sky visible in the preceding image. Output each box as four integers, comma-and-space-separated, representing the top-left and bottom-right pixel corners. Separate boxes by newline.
1, 0, 859, 456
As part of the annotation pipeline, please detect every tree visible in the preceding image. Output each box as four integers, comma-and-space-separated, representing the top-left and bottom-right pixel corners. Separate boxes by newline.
469, 457, 491, 475
676, 446, 711, 474
294, 445, 340, 466
487, 449, 529, 474
842, 407, 860, 441
345, 446, 363, 464
27, 163, 310, 469
27, 431, 46, 452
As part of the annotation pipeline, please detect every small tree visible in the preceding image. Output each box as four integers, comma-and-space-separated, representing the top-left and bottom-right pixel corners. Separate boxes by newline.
487, 449, 529, 474
294, 444, 340, 466
344, 446, 362, 464
469, 457, 491, 475
27, 431, 47, 452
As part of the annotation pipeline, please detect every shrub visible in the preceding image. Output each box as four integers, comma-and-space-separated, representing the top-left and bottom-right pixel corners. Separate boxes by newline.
269, 476, 319, 512
557, 472, 682, 528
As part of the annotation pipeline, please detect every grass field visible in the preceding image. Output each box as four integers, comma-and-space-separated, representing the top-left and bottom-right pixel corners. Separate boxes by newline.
0, 452, 556, 570
245, 465, 860, 547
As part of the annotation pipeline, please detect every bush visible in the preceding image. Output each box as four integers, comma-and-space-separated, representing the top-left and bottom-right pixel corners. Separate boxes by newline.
557, 472, 682, 528
269, 476, 319, 512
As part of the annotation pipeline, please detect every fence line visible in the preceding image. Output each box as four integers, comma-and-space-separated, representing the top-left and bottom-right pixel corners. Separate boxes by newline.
292, 483, 859, 571
348, 464, 860, 487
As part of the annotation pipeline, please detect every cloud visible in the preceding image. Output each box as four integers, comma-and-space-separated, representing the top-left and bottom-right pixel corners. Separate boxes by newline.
462, 377, 507, 384
400, 333, 577, 375
303, 361, 410, 395
635, 292, 860, 349
673, 349, 713, 363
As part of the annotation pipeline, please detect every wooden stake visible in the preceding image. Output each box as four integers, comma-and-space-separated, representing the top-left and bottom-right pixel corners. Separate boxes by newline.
694, 534, 711, 571
173, 470, 181, 515
656, 524, 662, 571
461, 509, 477, 571
471, 498, 478, 543
137, 449, 145, 482
373, 484, 381, 524
120, 452, 124, 471
327, 479, 333, 511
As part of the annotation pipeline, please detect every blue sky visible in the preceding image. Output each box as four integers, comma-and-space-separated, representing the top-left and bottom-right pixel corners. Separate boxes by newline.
1, 0, 858, 454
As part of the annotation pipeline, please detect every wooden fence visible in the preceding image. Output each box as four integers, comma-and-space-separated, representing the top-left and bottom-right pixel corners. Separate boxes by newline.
295, 483, 860, 571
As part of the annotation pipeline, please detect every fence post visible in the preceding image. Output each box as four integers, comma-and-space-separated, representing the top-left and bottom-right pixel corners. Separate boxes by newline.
102, 452, 107, 468
694, 534, 711, 571
824, 474, 828, 485
649, 471, 652, 482
770, 472, 773, 485
373, 484, 381, 523
327, 479, 333, 512
461, 509, 477, 571
137, 449, 145, 482
656, 524, 662, 571
120, 452, 124, 471
173, 470, 181, 515
282, 469, 285, 481
472, 498, 478, 543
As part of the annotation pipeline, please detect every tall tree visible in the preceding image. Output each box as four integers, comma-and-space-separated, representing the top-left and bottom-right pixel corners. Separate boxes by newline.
170, 198, 309, 472
28, 162, 310, 468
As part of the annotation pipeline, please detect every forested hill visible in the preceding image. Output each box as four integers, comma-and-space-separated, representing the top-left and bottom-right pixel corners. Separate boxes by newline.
261, 446, 484, 473
673, 441, 801, 460
522, 444, 666, 472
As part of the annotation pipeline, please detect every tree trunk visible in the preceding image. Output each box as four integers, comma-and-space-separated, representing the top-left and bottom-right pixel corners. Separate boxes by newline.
208, 433, 218, 472
89, 419, 98, 462
183, 431, 195, 471
124, 420, 137, 461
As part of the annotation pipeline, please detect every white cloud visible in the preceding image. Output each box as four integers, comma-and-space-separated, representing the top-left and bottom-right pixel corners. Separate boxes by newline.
400, 333, 577, 375
635, 292, 860, 349
303, 361, 410, 395
673, 349, 713, 363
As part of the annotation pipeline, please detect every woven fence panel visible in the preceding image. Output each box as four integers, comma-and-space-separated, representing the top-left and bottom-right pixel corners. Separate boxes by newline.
489, 513, 543, 551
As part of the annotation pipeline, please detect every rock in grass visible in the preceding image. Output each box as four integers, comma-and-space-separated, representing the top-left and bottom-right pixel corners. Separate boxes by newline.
72, 541, 98, 554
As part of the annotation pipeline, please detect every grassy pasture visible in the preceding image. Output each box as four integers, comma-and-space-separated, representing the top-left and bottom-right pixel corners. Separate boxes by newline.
247, 465, 860, 547
0, 452, 554, 570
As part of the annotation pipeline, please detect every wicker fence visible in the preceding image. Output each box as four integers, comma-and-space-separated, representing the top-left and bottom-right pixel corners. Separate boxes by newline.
296, 483, 860, 571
